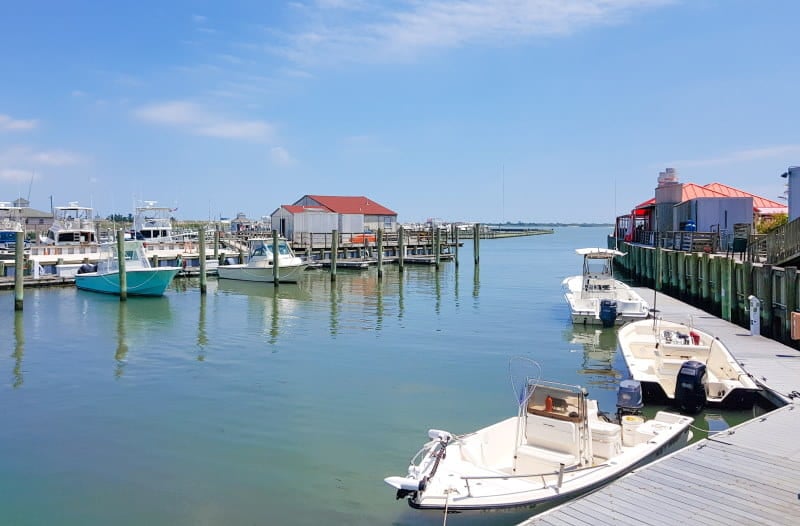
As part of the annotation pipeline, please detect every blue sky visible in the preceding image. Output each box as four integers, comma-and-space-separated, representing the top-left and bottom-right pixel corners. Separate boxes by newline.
1, 0, 798, 224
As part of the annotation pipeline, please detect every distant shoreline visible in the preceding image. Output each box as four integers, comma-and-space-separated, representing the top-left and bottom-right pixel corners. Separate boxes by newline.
488, 223, 613, 228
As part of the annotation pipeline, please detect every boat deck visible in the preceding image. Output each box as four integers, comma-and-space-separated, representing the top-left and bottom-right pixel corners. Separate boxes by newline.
518, 287, 800, 526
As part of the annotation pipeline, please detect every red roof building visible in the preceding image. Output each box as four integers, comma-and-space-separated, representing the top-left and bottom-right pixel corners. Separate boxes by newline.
272, 195, 398, 241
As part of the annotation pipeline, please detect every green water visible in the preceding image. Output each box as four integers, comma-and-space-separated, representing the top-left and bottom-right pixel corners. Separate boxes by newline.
0, 227, 765, 526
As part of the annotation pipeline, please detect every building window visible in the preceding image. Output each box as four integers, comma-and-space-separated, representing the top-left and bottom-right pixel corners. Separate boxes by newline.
383, 216, 391, 228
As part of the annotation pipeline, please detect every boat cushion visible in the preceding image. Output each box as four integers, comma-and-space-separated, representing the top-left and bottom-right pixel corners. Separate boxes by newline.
515, 444, 577, 473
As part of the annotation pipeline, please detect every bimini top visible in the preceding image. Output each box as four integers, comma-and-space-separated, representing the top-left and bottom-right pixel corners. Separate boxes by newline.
575, 247, 627, 258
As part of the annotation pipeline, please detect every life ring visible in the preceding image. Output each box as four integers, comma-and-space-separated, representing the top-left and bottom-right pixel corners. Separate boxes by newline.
65, 221, 73, 229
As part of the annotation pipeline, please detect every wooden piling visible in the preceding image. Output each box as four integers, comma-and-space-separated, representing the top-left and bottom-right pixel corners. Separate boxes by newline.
199, 226, 207, 294
434, 228, 441, 270
330, 229, 338, 282
473, 223, 480, 265
721, 256, 732, 321
213, 230, 219, 260
398, 226, 405, 273
117, 229, 127, 301
14, 231, 24, 310
377, 228, 384, 279
273, 229, 280, 286
453, 224, 459, 267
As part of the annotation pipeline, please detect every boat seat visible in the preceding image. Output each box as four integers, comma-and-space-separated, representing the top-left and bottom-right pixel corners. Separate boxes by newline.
514, 444, 577, 474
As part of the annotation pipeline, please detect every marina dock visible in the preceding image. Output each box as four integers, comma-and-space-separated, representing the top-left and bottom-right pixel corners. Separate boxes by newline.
518, 287, 800, 526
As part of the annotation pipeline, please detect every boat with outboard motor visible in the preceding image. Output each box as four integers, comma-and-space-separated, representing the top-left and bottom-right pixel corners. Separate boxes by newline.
217, 236, 307, 283
75, 240, 180, 296
384, 358, 693, 511
562, 248, 650, 327
617, 317, 761, 413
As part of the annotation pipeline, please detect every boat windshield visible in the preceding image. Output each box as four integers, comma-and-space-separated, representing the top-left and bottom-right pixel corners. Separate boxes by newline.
250, 239, 292, 257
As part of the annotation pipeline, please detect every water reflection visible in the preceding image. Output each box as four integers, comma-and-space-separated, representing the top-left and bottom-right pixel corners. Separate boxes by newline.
115, 301, 128, 378
13, 311, 24, 388
473, 265, 480, 298
197, 293, 207, 360
215, 278, 312, 344
566, 325, 621, 390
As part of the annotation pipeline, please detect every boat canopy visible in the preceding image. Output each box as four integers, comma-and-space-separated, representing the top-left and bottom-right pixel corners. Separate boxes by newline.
575, 248, 627, 258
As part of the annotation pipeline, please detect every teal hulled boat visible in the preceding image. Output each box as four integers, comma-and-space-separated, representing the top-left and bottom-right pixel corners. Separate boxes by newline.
75, 240, 180, 296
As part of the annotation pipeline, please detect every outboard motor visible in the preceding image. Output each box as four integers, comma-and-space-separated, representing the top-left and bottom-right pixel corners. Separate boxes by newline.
599, 299, 617, 328
77, 263, 96, 274
616, 379, 644, 422
675, 360, 707, 414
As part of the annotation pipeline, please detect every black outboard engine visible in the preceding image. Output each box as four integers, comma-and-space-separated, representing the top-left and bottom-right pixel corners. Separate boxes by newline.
77, 263, 96, 274
599, 299, 617, 328
675, 360, 707, 414
616, 379, 644, 422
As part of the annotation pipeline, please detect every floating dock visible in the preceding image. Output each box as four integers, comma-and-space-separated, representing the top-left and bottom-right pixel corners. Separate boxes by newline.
518, 287, 800, 526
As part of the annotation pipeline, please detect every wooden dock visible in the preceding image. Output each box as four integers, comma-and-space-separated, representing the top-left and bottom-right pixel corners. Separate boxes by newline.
518, 287, 800, 526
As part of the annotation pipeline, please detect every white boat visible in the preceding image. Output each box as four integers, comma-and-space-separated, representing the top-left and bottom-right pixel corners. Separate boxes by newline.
44, 202, 98, 245
75, 240, 180, 296
617, 318, 761, 413
384, 361, 693, 511
133, 201, 175, 241
0, 202, 24, 252
217, 236, 307, 283
562, 248, 650, 326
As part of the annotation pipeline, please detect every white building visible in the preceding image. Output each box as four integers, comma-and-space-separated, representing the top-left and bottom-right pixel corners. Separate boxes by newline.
271, 195, 397, 242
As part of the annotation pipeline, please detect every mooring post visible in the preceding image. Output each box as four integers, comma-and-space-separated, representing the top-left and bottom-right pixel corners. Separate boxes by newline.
330, 229, 338, 282
434, 228, 441, 270
14, 231, 24, 311
473, 223, 480, 265
117, 229, 127, 301
273, 229, 280, 286
199, 226, 207, 294
213, 230, 219, 261
452, 224, 459, 267
398, 226, 405, 273
377, 228, 384, 279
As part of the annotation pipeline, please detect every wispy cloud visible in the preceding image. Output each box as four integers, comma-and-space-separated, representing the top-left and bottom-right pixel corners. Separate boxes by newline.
669, 144, 800, 168
0, 114, 38, 131
270, 146, 293, 165
0, 168, 36, 183
276, 0, 676, 65
133, 100, 275, 141
0, 146, 86, 166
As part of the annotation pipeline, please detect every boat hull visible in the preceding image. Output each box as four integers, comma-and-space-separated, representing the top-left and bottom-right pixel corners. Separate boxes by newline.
395, 415, 691, 511
617, 319, 761, 411
563, 276, 650, 326
217, 263, 307, 283
75, 268, 180, 296
638, 379, 761, 410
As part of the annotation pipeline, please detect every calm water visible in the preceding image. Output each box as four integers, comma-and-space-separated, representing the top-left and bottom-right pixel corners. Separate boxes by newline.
0, 227, 764, 526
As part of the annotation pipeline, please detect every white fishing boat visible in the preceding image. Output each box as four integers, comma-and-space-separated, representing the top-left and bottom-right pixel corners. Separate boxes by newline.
44, 202, 98, 245
75, 240, 180, 296
217, 236, 307, 283
617, 318, 761, 413
384, 359, 693, 511
562, 248, 650, 326
0, 202, 24, 252
133, 201, 175, 241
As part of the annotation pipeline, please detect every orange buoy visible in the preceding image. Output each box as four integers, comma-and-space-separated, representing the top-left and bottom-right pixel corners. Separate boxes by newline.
545, 395, 553, 412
